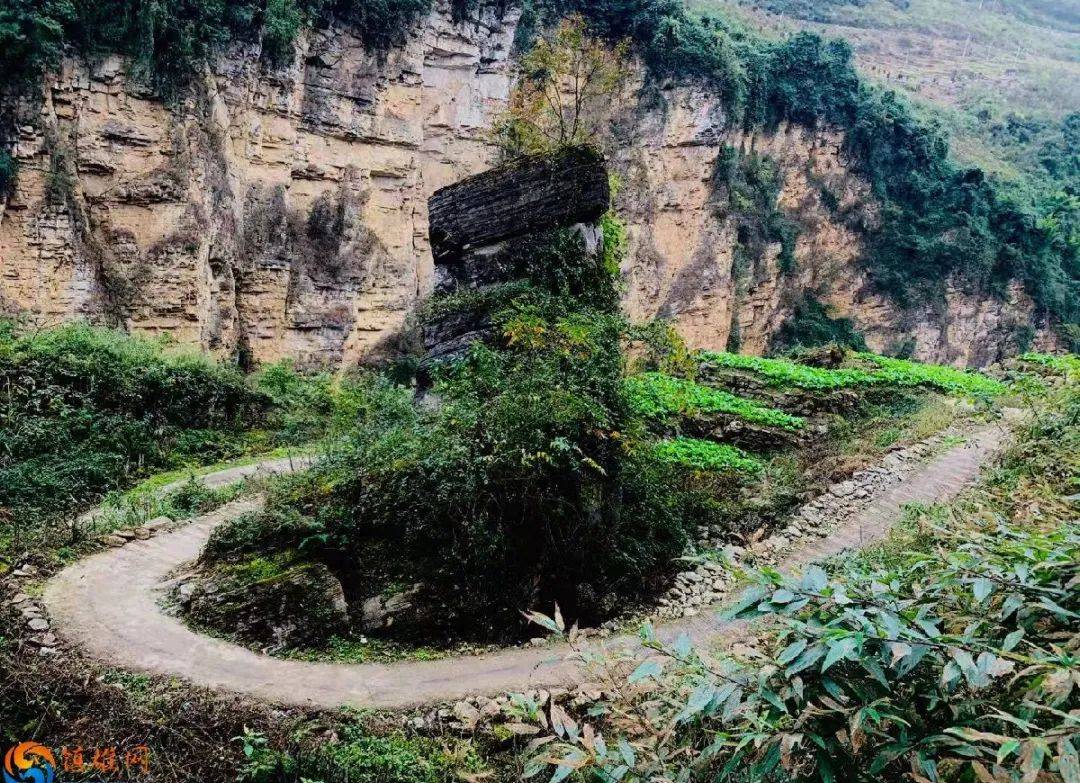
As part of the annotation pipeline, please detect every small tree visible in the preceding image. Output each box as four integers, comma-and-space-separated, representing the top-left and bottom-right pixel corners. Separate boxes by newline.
494, 15, 631, 156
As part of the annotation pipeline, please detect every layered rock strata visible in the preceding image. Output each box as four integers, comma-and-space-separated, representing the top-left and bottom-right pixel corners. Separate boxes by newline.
0, 2, 1058, 366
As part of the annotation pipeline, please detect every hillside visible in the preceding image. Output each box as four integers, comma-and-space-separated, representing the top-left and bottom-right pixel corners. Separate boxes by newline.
1, 3, 1078, 780
699, 0, 1079, 191
0, 0, 1076, 369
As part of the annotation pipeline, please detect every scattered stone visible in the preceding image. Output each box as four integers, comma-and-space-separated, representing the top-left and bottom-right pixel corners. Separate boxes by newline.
102, 535, 128, 547
134, 527, 151, 540
833, 481, 856, 497
144, 516, 173, 531
10, 593, 30, 605
502, 722, 540, 736
27, 618, 49, 632
452, 701, 480, 729
115, 529, 138, 540
27, 632, 57, 647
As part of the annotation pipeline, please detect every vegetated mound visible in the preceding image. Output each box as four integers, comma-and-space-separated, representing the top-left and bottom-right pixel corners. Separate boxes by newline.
187, 225, 1007, 653
0, 320, 373, 570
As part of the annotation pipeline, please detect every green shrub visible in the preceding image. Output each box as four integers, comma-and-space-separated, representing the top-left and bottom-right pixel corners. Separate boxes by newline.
0, 323, 264, 526
237, 726, 478, 783
624, 372, 807, 431
317, 307, 689, 630
302, 730, 475, 783
254, 361, 411, 447
772, 296, 867, 352
655, 437, 763, 474
204, 503, 326, 563
229, 291, 696, 634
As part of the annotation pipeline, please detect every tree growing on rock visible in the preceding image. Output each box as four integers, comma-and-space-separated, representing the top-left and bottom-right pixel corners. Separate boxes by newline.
494, 15, 631, 156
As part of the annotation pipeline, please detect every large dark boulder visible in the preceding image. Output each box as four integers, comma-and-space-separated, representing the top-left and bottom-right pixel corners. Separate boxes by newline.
422, 146, 611, 364
428, 145, 610, 263
185, 562, 349, 649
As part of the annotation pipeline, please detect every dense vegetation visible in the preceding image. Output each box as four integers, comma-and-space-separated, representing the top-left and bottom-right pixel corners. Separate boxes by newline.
527, 365, 1079, 783
0, 321, 368, 567
771, 297, 868, 353
0, 323, 261, 529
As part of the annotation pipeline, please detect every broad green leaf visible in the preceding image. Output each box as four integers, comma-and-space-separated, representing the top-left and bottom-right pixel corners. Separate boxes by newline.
777, 639, 808, 665
1059, 746, 1080, 783
972, 577, 993, 603
1000, 593, 1024, 619
822, 637, 858, 672
721, 586, 768, 619
996, 740, 1021, 764
1039, 596, 1080, 619
1002, 629, 1024, 651
787, 644, 825, 676
550, 764, 574, 783
628, 659, 663, 684
802, 565, 827, 592
771, 588, 796, 604
672, 632, 692, 658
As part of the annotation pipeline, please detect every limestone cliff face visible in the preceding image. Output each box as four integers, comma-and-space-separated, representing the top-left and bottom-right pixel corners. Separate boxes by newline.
611, 83, 1055, 366
0, 1, 1055, 367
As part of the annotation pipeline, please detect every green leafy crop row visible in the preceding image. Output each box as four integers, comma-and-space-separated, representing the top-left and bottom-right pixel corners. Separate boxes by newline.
654, 437, 763, 474
699, 350, 880, 390
698, 350, 1006, 396
1020, 352, 1080, 376
624, 372, 806, 431
859, 354, 1007, 396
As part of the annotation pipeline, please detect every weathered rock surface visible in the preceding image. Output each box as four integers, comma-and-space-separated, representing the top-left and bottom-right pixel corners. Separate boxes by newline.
0, 2, 1057, 367
428, 145, 609, 262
